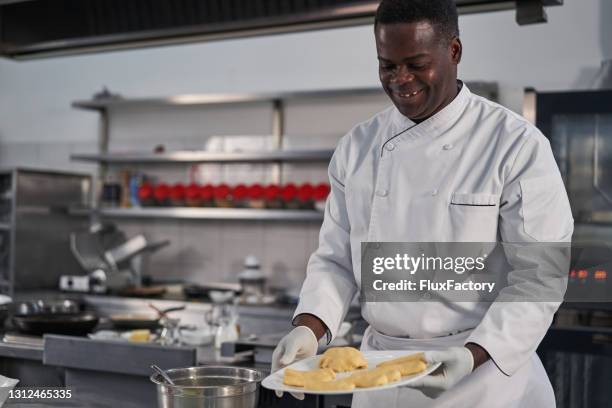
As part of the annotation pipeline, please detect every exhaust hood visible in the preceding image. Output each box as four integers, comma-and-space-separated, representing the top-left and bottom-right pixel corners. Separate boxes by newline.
0, 0, 563, 59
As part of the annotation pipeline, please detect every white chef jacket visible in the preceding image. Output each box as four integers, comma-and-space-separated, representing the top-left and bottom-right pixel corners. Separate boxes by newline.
293, 82, 573, 378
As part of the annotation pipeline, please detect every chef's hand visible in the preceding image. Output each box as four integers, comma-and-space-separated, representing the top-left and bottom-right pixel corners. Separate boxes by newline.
408, 346, 474, 399
271, 326, 319, 400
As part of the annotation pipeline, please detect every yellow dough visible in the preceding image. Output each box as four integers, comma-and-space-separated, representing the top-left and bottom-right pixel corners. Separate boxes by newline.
283, 368, 336, 387
303, 377, 356, 391
318, 347, 368, 373
377, 352, 425, 367
349, 366, 402, 388
377, 359, 427, 376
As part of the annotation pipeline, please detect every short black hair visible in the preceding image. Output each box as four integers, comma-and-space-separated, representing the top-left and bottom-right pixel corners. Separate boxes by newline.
375, 0, 460, 43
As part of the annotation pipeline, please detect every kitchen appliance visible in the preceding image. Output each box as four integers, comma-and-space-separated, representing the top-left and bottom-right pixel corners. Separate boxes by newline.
237, 255, 266, 304
66, 221, 169, 293
0, 168, 91, 297
525, 88, 612, 408
150, 366, 262, 408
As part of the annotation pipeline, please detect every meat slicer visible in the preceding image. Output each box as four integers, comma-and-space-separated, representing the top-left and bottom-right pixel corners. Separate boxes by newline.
61, 222, 169, 293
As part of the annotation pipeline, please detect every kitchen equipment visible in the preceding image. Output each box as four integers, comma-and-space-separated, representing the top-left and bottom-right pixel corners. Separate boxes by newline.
0, 295, 11, 328
0, 169, 91, 297
237, 256, 266, 304
527, 88, 612, 408
68, 221, 169, 293
151, 365, 175, 386
10, 299, 98, 336
108, 313, 161, 330
108, 304, 185, 330
12, 312, 99, 336
14, 299, 80, 315
150, 366, 262, 408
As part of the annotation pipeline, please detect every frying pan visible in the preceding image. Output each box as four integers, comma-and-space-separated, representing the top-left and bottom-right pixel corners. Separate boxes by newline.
11, 299, 99, 336
12, 312, 99, 336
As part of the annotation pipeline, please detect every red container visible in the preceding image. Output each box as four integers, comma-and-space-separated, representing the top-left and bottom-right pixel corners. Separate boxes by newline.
199, 184, 215, 206
313, 183, 331, 201
214, 184, 232, 207
247, 184, 265, 209
281, 183, 299, 209
264, 184, 282, 209
137, 182, 154, 206
297, 183, 314, 209
185, 183, 201, 206
313, 183, 331, 211
170, 183, 186, 206
153, 183, 170, 206
232, 184, 249, 207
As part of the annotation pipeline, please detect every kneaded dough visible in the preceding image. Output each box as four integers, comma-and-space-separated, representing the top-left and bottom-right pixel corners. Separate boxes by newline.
318, 347, 368, 373
349, 366, 402, 388
303, 377, 356, 391
283, 368, 336, 387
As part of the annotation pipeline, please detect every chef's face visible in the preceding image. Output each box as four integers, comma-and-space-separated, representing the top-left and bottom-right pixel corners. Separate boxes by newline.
375, 21, 462, 121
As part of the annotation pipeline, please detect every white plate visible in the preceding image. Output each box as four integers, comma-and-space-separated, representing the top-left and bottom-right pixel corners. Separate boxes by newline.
262, 350, 440, 395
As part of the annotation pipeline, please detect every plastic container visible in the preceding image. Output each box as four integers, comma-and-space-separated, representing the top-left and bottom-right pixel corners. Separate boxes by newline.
214, 184, 232, 208
246, 184, 265, 209
313, 183, 331, 212
170, 183, 186, 207
297, 183, 314, 209
199, 184, 215, 207
137, 182, 155, 207
231, 184, 249, 208
185, 183, 201, 207
263, 184, 282, 209
281, 183, 299, 209
153, 183, 171, 206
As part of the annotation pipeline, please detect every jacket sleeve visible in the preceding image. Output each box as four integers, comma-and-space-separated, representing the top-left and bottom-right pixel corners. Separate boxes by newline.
465, 128, 574, 376
292, 135, 359, 342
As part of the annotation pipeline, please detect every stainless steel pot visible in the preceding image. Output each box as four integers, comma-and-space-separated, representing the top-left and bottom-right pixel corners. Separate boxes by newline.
150, 366, 262, 408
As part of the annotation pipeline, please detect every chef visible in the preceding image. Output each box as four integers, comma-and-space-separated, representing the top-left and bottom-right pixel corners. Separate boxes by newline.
272, 0, 573, 406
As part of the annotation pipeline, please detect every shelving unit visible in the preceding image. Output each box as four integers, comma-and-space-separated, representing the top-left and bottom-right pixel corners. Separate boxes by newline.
70, 207, 324, 221
71, 149, 334, 165
70, 87, 381, 221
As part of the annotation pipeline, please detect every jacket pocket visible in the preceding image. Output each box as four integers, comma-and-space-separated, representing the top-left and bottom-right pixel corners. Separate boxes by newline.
448, 192, 500, 241
451, 192, 499, 207
520, 175, 573, 241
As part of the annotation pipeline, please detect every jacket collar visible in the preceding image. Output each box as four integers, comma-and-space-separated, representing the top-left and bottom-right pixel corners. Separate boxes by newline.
388, 80, 471, 142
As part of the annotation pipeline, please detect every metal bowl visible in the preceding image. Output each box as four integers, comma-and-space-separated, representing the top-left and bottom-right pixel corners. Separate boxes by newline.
151, 366, 262, 408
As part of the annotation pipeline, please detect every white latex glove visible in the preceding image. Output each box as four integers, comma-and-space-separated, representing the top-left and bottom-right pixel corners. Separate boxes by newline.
271, 326, 319, 400
408, 347, 474, 399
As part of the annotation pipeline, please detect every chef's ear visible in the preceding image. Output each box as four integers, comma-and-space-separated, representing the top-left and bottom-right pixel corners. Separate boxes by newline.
450, 37, 462, 65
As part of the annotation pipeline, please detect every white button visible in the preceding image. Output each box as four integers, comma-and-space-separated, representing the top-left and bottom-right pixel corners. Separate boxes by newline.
431, 189, 438, 196
376, 189, 389, 197
386, 143, 395, 151
443, 144, 453, 150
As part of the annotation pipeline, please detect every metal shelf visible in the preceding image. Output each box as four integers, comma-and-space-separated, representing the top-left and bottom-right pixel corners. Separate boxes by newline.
72, 88, 383, 111
0, 223, 11, 231
70, 207, 324, 221
70, 149, 334, 164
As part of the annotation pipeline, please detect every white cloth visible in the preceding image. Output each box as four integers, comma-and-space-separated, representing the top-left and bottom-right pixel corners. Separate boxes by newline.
292, 82, 573, 405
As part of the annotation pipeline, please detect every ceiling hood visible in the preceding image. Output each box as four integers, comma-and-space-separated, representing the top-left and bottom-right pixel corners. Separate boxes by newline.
0, 0, 563, 59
